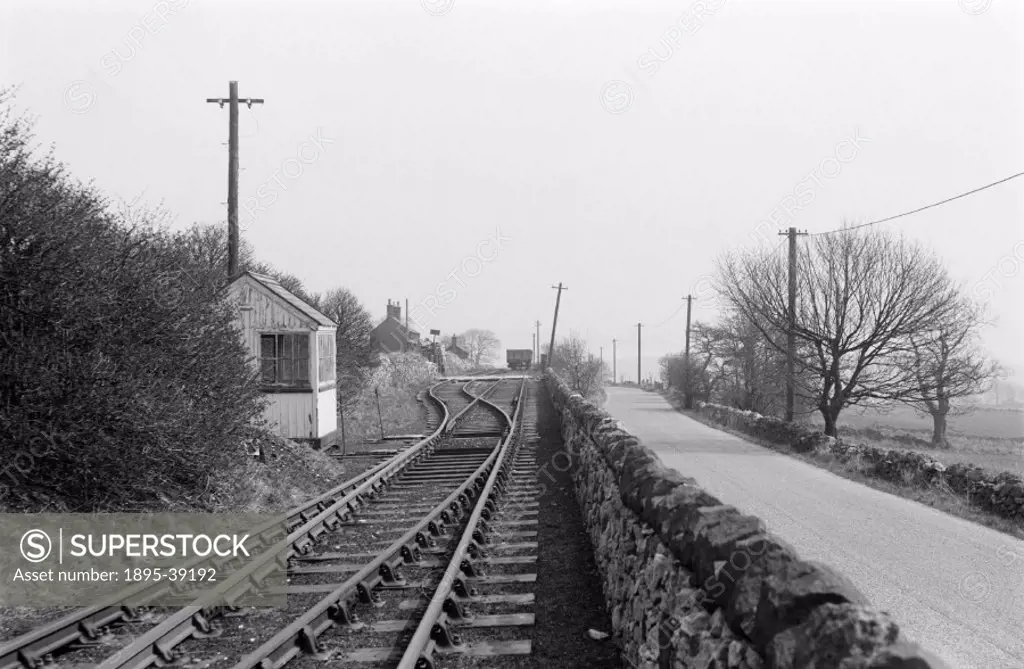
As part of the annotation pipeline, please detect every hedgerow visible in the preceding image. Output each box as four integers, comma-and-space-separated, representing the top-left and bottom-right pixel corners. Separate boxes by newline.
0, 93, 267, 511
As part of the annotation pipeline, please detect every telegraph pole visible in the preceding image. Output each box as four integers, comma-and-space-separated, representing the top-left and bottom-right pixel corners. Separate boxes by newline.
636, 323, 643, 386
548, 283, 567, 368
207, 81, 264, 280
778, 227, 808, 422
535, 320, 541, 363
612, 339, 617, 384
683, 294, 693, 408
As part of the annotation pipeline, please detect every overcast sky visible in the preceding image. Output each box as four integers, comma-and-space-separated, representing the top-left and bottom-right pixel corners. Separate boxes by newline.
2, 0, 1021, 381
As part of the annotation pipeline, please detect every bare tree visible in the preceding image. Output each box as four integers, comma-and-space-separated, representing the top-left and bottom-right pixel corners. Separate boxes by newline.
172, 223, 309, 297
659, 314, 798, 415
459, 328, 501, 366
246, 261, 314, 304
715, 227, 959, 436
660, 323, 720, 404
553, 333, 603, 398
713, 312, 805, 415
897, 296, 999, 447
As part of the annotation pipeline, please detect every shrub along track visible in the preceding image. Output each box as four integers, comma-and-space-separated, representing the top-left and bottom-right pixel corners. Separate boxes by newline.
2, 374, 621, 669
0, 377, 519, 669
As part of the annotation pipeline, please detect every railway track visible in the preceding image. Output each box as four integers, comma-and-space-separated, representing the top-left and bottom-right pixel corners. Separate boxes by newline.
0, 376, 536, 669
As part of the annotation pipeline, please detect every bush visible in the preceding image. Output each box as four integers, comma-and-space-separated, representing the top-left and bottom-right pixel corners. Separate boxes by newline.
368, 351, 439, 389
0, 96, 267, 512
444, 354, 474, 376
339, 352, 440, 443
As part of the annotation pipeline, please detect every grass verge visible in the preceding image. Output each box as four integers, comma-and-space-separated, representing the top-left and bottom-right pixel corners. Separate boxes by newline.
838, 425, 1024, 478
660, 391, 1024, 542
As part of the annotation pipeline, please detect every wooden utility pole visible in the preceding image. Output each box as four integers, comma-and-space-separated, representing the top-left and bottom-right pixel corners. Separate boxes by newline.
636, 323, 643, 386
683, 294, 693, 408
612, 339, 617, 384
548, 283, 567, 367
339, 404, 347, 455
207, 81, 264, 280
778, 227, 808, 422
535, 320, 541, 364
374, 387, 385, 440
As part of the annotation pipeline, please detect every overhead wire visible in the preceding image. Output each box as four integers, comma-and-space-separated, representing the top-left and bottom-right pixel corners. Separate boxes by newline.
601, 168, 1023, 383
809, 170, 1024, 235
603, 234, 791, 369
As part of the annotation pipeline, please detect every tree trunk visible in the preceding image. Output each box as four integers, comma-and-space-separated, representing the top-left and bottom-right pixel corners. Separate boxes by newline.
820, 406, 837, 437
930, 412, 949, 448
819, 395, 843, 437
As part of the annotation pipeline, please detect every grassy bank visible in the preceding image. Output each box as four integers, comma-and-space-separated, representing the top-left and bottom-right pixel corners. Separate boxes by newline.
838, 425, 1024, 478
660, 391, 1024, 541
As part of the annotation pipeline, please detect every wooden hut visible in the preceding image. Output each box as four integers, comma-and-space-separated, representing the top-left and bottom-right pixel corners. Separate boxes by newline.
227, 271, 338, 447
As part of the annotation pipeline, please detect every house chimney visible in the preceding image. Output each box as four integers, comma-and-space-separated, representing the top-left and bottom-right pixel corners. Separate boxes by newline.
386, 300, 402, 322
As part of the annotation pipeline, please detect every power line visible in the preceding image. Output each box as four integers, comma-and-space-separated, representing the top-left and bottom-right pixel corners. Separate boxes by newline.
811, 170, 1024, 236
605, 236, 788, 365
602, 172, 1021, 350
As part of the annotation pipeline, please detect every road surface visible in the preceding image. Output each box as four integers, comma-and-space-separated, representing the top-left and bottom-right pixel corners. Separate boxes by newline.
602, 387, 1024, 669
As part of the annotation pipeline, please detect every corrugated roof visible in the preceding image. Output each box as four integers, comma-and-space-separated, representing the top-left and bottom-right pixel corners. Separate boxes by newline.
239, 271, 336, 329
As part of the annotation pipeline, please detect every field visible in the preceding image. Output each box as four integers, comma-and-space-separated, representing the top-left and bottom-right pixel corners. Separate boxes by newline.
819, 405, 1024, 439
804, 405, 1024, 477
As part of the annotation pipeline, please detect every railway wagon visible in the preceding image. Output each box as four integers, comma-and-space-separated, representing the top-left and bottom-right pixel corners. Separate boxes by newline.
506, 349, 533, 370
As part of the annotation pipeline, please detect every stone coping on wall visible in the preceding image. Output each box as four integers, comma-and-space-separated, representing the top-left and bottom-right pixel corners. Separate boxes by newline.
546, 372, 953, 668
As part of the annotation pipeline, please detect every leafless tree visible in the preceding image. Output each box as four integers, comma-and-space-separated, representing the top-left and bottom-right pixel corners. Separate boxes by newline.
896, 296, 999, 447
715, 227, 959, 436
660, 322, 720, 404
246, 261, 314, 304
660, 314, 801, 415
459, 328, 501, 366
553, 332, 603, 398
171, 222, 320, 309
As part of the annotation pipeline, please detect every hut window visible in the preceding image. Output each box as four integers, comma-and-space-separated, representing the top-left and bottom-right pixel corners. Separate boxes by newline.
260, 334, 310, 388
318, 333, 336, 384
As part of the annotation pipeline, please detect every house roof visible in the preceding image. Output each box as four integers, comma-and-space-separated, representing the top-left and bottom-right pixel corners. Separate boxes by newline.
234, 271, 336, 329
373, 316, 420, 339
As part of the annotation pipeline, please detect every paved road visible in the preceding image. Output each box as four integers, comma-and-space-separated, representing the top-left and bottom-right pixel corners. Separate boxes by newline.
603, 387, 1024, 669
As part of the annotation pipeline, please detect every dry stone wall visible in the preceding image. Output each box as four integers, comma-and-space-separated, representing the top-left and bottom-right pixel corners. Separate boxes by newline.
545, 373, 953, 669
696, 400, 1024, 523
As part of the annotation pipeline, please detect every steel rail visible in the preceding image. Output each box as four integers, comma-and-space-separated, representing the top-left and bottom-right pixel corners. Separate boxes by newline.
397, 376, 527, 669
225, 378, 519, 669
446, 379, 506, 433
228, 416, 515, 666
0, 381, 451, 669
90, 381, 459, 669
